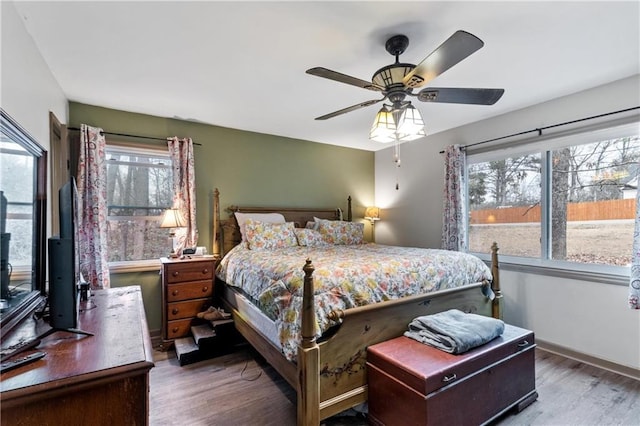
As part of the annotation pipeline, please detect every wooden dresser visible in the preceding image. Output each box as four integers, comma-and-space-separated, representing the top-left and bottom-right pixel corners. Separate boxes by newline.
160, 256, 216, 348
0, 286, 154, 426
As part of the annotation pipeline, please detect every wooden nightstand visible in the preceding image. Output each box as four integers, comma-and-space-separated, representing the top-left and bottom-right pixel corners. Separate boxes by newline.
160, 256, 217, 349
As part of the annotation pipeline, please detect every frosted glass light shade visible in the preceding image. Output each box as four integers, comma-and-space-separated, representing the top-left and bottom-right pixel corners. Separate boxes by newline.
396, 105, 426, 141
369, 107, 397, 143
369, 104, 426, 143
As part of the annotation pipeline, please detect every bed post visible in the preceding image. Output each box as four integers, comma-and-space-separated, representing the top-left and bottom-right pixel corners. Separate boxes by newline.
212, 188, 221, 258
347, 195, 352, 222
298, 259, 320, 426
490, 242, 503, 320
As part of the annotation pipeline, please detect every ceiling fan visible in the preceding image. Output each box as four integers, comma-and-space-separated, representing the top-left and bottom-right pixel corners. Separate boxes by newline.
306, 31, 504, 122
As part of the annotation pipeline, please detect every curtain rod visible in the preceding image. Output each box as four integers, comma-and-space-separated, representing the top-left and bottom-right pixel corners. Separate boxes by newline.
67, 127, 202, 145
439, 106, 639, 154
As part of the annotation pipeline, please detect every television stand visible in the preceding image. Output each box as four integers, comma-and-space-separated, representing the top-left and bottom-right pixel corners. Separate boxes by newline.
36, 326, 94, 340
0, 286, 154, 425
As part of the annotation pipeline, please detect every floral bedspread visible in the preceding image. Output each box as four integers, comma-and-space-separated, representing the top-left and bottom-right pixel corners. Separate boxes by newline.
216, 243, 492, 361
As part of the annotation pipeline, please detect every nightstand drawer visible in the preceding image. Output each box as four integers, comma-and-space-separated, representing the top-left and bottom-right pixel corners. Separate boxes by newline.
166, 262, 214, 283
167, 318, 193, 339
167, 280, 213, 302
167, 299, 211, 321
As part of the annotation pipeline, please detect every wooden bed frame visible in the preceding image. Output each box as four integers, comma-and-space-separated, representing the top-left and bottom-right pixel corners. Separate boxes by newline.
210, 189, 503, 426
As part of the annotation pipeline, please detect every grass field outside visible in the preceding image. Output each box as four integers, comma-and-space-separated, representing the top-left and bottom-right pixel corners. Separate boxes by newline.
469, 220, 634, 266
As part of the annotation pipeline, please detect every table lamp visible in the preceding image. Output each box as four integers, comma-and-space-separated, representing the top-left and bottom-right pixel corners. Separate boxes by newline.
160, 208, 186, 258
364, 206, 380, 241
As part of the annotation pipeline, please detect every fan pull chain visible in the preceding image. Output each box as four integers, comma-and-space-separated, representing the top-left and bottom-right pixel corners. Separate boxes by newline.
394, 141, 401, 190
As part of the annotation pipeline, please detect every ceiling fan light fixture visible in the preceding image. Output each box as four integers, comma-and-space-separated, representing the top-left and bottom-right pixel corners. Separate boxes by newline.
396, 104, 426, 141
369, 105, 397, 143
370, 103, 426, 143
308, 31, 502, 188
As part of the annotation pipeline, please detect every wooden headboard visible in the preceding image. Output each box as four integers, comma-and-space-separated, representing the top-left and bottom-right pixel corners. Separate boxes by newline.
211, 189, 352, 257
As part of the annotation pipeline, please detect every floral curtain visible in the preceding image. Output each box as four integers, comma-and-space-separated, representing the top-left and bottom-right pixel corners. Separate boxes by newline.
167, 137, 197, 253
441, 144, 467, 251
629, 186, 639, 309
77, 124, 110, 289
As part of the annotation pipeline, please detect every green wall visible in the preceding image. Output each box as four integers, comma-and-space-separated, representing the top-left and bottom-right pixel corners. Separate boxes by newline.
110, 270, 163, 332
68, 102, 374, 332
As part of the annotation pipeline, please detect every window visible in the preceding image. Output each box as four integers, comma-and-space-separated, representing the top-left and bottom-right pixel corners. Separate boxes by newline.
106, 145, 173, 263
0, 137, 35, 269
466, 122, 639, 274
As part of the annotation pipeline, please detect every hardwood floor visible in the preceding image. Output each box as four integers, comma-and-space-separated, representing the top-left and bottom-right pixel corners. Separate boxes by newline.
149, 346, 639, 426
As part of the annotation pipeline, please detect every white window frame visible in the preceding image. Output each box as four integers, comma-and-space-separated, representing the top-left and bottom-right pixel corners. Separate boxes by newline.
466, 119, 638, 286
105, 142, 173, 273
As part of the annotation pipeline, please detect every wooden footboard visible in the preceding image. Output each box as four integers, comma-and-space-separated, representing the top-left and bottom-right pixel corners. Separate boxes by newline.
210, 188, 502, 426
297, 251, 501, 425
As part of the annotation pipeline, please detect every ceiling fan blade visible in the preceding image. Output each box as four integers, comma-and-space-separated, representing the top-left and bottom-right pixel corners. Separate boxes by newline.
416, 87, 505, 105
307, 67, 384, 92
315, 98, 385, 120
403, 31, 485, 89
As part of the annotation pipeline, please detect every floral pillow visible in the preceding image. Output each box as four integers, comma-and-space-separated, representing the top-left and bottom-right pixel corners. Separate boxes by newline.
234, 212, 285, 241
294, 228, 329, 247
244, 219, 298, 250
315, 218, 364, 245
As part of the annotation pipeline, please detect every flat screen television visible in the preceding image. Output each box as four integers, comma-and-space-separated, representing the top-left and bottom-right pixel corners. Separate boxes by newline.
47, 178, 79, 330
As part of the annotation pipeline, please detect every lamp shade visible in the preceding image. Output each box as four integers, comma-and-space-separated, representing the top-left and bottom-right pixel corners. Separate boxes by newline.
364, 206, 380, 221
369, 103, 426, 143
160, 208, 185, 228
396, 105, 426, 141
369, 106, 397, 143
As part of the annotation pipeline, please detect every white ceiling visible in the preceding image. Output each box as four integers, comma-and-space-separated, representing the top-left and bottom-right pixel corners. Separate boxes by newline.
12, 1, 640, 151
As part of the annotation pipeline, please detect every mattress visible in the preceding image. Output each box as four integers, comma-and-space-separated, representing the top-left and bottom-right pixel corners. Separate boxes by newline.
222, 284, 281, 350
217, 243, 492, 361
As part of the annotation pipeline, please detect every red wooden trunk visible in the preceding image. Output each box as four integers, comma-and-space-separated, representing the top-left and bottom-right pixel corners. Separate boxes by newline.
367, 324, 538, 426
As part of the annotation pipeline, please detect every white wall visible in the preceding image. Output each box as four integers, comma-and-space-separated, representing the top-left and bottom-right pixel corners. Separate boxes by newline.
2, 1, 68, 240
374, 75, 640, 371
1, 1, 67, 151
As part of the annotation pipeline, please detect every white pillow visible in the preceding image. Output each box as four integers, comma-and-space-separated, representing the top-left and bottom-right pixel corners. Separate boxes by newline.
234, 212, 286, 241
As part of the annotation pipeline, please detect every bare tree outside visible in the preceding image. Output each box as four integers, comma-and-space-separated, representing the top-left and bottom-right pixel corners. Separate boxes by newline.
106, 147, 173, 262
468, 136, 639, 266
551, 147, 570, 259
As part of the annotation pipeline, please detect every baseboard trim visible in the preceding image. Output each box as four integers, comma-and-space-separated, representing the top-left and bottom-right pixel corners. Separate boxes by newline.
536, 339, 639, 381
149, 328, 162, 349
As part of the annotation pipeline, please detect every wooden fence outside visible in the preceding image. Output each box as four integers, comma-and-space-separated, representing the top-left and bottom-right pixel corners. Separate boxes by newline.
470, 198, 636, 224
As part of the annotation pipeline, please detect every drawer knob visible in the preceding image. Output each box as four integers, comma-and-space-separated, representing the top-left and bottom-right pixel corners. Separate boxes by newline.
202, 268, 209, 274
172, 327, 179, 333
172, 308, 179, 315
518, 340, 530, 348
202, 286, 208, 292
442, 373, 457, 383
172, 271, 179, 277
172, 290, 179, 296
